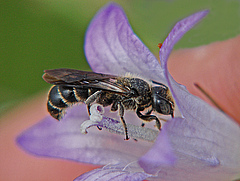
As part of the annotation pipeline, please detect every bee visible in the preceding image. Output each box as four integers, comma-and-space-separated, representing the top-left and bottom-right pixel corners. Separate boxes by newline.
43, 68, 175, 140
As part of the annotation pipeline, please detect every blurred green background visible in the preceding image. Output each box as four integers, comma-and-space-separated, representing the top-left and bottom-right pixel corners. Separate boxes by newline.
0, 0, 239, 117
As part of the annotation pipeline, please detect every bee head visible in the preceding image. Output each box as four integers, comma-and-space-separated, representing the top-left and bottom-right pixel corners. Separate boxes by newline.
152, 86, 174, 117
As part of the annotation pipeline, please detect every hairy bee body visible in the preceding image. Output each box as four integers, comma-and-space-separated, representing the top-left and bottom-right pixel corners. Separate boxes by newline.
47, 77, 153, 120
43, 68, 175, 140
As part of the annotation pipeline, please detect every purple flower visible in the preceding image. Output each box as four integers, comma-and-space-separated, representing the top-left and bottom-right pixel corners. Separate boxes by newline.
17, 3, 240, 181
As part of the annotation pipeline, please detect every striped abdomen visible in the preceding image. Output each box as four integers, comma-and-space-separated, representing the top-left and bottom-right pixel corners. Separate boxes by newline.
47, 85, 89, 120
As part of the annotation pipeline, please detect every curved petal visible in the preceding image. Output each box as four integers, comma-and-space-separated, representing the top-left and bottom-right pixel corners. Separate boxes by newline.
16, 105, 153, 166
84, 3, 164, 81
160, 10, 209, 111
139, 10, 209, 174
75, 164, 152, 181
138, 126, 176, 173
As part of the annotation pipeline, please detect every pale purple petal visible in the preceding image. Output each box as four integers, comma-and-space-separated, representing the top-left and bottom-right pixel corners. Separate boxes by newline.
139, 10, 240, 180
138, 125, 176, 173
75, 164, 152, 181
139, 10, 209, 174
84, 3, 165, 81
160, 10, 209, 110
17, 105, 153, 165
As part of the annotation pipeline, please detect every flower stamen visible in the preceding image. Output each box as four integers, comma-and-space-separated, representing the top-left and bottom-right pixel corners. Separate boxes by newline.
80, 104, 159, 142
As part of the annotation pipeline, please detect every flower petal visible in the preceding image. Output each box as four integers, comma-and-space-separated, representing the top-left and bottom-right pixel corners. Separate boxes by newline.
17, 105, 153, 166
74, 164, 152, 181
139, 10, 210, 174
138, 126, 176, 172
160, 10, 209, 110
84, 3, 164, 81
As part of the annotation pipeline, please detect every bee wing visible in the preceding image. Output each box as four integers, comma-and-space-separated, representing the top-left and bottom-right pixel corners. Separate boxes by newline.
43, 68, 116, 84
43, 68, 130, 93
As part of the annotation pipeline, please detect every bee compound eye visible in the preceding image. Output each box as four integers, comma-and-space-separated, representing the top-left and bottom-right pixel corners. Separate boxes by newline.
160, 101, 171, 114
154, 98, 171, 115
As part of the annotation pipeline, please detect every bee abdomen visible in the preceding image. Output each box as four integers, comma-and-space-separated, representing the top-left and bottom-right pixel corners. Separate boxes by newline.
47, 85, 88, 120
47, 101, 63, 120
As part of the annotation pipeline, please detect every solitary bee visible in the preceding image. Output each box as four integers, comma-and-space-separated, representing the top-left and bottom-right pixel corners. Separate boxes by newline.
43, 68, 175, 140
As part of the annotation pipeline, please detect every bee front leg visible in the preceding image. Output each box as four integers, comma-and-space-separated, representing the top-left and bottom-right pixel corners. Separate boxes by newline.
85, 90, 102, 115
85, 90, 103, 131
136, 107, 161, 130
118, 102, 129, 140
141, 108, 153, 127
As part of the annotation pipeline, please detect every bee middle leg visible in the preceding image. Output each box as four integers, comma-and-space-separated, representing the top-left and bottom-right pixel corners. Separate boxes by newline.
136, 107, 161, 130
118, 102, 129, 140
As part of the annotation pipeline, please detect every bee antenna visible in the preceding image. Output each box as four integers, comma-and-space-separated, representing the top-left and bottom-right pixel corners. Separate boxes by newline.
151, 80, 168, 89
194, 83, 225, 113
